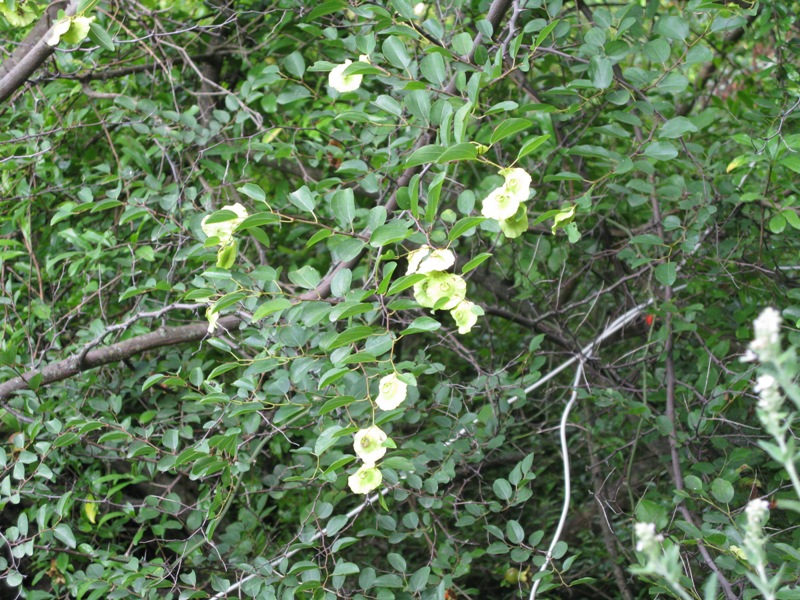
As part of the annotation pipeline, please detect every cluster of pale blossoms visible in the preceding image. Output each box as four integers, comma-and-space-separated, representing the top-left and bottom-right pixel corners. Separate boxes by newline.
407, 246, 484, 334
481, 167, 532, 238
745, 308, 788, 437
634, 522, 664, 563
348, 373, 413, 494
743, 307, 782, 363
200, 203, 249, 331
328, 55, 370, 94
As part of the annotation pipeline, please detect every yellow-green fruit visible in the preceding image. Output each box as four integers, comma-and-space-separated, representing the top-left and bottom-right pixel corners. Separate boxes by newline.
504, 568, 521, 584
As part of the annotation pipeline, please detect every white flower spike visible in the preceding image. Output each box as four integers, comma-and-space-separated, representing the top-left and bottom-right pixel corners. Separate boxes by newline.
353, 426, 388, 463
376, 373, 408, 411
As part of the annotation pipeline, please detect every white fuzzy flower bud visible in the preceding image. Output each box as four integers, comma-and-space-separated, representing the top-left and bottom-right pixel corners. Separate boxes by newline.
748, 307, 782, 361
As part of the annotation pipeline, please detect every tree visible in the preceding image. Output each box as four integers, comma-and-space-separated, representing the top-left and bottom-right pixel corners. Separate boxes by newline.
1, 0, 799, 598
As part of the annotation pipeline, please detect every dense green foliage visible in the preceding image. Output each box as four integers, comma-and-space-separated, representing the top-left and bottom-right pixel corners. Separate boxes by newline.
1, 0, 800, 598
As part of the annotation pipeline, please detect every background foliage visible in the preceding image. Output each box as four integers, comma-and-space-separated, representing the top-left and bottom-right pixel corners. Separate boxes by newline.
1, 0, 799, 598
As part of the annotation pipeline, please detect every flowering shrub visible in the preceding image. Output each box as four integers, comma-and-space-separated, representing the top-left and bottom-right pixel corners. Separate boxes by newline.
2, 1, 799, 599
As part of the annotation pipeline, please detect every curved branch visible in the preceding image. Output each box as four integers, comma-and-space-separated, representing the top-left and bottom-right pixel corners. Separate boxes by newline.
0, 0, 80, 103
0, 315, 241, 401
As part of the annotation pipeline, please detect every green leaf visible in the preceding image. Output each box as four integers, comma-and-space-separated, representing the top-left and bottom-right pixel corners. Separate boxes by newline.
589, 56, 613, 89
643, 38, 670, 64
420, 53, 445, 85
506, 520, 524, 544
328, 326, 374, 349
306, 229, 332, 248
238, 183, 266, 202
493, 478, 513, 500
382, 36, 410, 69
289, 186, 316, 213
643, 141, 678, 161
436, 143, 477, 164
490, 118, 533, 144
314, 425, 344, 456
252, 298, 293, 321
405, 144, 444, 168
401, 317, 441, 335
769, 213, 786, 233
54, 523, 77, 548
408, 567, 430, 593
288, 265, 321, 289
319, 396, 357, 415
710, 478, 734, 504
333, 562, 360, 577
369, 221, 411, 247
461, 252, 492, 273
306, 1, 347, 21
451, 32, 473, 56
659, 117, 698, 139
655, 262, 677, 286
386, 273, 427, 295
534, 20, 560, 47
331, 189, 355, 228
453, 101, 473, 144
405, 89, 431, 122
517, 134, 551, 160
284, 51, 306, 78
88, 22, 114, 51
657, 16, 689, 41
448, 217, 486, 240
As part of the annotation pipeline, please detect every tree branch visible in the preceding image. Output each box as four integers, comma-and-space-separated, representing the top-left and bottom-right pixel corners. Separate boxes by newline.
0, 315, 241, 401
0, 0, 80, 103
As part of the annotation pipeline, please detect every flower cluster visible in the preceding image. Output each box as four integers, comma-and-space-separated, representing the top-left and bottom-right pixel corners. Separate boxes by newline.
201, 203, 249, 269
347, 373, 412, 494
329, 55, 370, 94
348, 425, 388, 494
635, 522, 664, 554
743, 307, 782, 362
407, 245, 484, 334
744, 498, 770, 548
481, 168, 532, 239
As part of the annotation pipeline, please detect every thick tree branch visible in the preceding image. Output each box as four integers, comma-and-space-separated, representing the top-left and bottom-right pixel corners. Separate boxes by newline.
0, 315, 241, 401
0, 0, 80, 103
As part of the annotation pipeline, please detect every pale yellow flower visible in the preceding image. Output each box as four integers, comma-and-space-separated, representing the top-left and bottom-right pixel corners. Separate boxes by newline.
62, 15, 95, 44
353, 426, 388, 463
500, 167, 532, 202
406, 245, 431, 275
201, 203, 248, 246
329, 60, 362, 93
413, 272, 467, 310
376, 373, 408, 410
481, 186, 521, 221
348, 463, 382, 494
407, 246, 455, 274
450, 300, 481, 334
